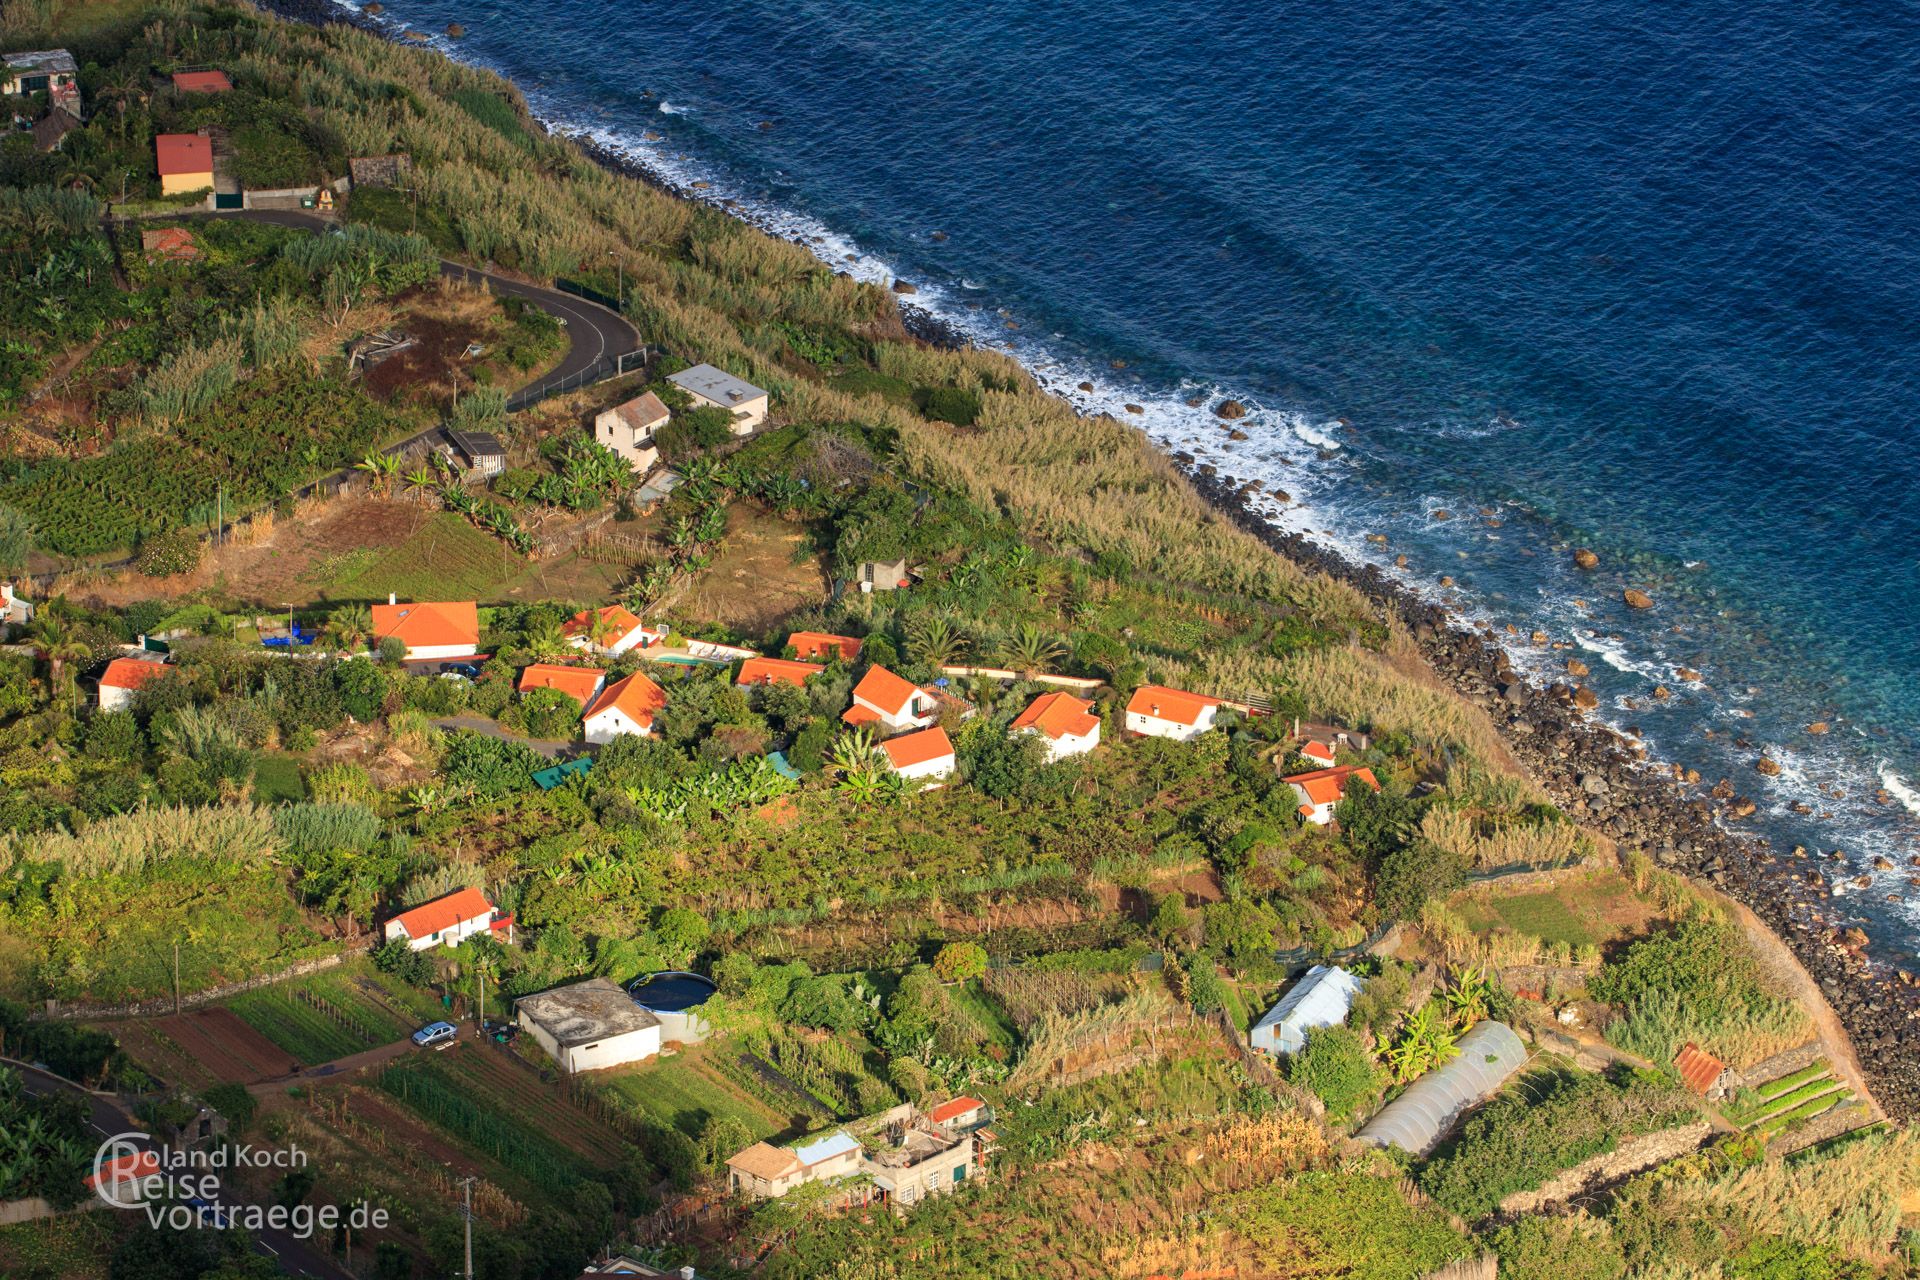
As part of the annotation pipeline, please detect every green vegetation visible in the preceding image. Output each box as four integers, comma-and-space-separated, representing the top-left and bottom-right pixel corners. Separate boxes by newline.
1283, 1023, 1381, 1122
380, 1058, 590, 1189
1590, 915, 1809, 1068
1416, 1066, 1698, 1219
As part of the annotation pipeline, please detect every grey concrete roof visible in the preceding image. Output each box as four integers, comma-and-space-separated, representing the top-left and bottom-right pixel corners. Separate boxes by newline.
516, 977, 659, 1046
667, 363, 765, 408
1355, 1020, 1528, 1155
5, 49, 78, 74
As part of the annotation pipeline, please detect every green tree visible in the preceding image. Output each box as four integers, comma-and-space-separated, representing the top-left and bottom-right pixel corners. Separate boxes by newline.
931, 941, 988, 985
1284, 1024, 1382, 1122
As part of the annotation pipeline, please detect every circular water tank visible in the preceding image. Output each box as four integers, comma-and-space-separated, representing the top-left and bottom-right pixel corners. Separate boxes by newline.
626, 970, 717, 1044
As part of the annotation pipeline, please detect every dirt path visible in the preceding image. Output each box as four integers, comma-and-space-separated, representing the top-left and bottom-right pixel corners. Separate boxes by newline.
429, 715, 572, 758
250, 1034, 421, 1095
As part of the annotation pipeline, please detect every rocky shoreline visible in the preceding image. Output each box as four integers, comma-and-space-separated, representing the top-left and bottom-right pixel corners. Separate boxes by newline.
1181, 468, 1919, 1124
255, 0, 1915, 1125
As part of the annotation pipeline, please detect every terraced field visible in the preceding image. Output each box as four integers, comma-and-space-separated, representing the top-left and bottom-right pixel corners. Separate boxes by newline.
1724, 1059, 1858, 1139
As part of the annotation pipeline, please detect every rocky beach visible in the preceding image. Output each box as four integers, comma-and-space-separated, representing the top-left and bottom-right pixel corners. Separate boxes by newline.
261, 0, 1917, 1125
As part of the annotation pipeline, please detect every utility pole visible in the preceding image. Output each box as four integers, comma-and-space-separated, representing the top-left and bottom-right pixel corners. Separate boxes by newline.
173, 941, 180, 1015
459, 1175, 475, 1279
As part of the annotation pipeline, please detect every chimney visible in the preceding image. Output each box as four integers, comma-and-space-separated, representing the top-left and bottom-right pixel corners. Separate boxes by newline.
388, 592, 397, 606
680, 1268, 696, 1280
1150, 704, 1160, 717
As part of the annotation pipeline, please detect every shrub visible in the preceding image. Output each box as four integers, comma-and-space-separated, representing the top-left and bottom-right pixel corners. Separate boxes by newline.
372, 938, 435, 986
1487, 1215, 1626, 1280
1590, 917, 1809, 1067
203, 1082, 258, 1134
503, 686, 580, 741
918, 385, 982, 427
656, 405, 735, 460
1285, 1024, 1382, 1122
136, 528, 203, 578
1375, 841, 1466, 921
931, 941, 988, 985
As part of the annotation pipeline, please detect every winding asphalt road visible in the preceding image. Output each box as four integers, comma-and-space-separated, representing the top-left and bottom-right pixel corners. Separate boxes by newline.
13, 1061, 352, 1279
195, 207, 641, 404
25, 209, 643, 590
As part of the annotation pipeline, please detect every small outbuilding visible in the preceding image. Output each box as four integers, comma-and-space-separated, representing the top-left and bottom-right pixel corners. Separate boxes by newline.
97, 656, 171, 711
666, 364, 768, 434
880, 725, 956, 784
736, 656, 823, 689
1249, 964, 1366, 1056
348, 154, 413, 189
171, 69, 232, 93
854, 558, 910, 593
449, 429, 506, 478
516, 977, 661, 1073
1355, 1021, 1528, 1155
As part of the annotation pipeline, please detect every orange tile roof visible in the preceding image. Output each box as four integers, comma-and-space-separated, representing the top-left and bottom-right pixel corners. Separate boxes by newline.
141, 227, 199, 261
154, 132, 212, 177
171, 70, 231, 92
581, 671, 668, 730
389, 887, 494, 941
1675, 1042, 1726, 1095
881, 725, 954, 770
1126, 684, 1221, 727
1300, 738, 1336, 763
562, 604, 646, 641
371, 600, 479, 651
840, 703, 882, 726
928, 1096, 986, 1125
516, 663, 604, 705
851, 664, 918, 717
1010, 691, 1099, 740
99, 657, 171, 691
736, 656, 823, 688
788, 631, 862, 662
1283, 765, 1381, 807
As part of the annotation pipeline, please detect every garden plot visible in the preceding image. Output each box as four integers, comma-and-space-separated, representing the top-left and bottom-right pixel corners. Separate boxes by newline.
1724, 1059, 1858, 1139
106, 1008, 295, 1086
225, 965, 428, 1065
603, 1043, 794, 1140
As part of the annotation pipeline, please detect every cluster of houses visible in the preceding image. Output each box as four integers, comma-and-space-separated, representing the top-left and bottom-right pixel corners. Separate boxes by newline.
725, 1097, 994, 1213
3, 48, 82, 152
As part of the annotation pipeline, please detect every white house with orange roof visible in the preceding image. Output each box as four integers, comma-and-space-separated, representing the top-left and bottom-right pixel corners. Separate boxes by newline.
1283, 765, 1381, 826
1009, 691, 1101, 762
563, 604, 661, 656
97, 657, 171, 712
843, 665, 938, 734
384, 886, 496, 951
516, 663, 606, 709
787, 631, 862, 663
880, 726, 955, 784
581, 671, 669, 744
1124, 684, 1222, 741
736, 656, 823, 689
1297, 737, 1337, 767
371, 596, 480, 661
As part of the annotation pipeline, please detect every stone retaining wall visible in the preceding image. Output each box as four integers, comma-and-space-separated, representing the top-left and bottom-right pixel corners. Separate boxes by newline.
1498, 1121, 1714, 1215
33, 948, 363, 1022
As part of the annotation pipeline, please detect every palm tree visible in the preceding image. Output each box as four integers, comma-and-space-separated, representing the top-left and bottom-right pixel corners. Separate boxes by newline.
326, 604, 372, 654
906, 616, 969, 669
33, 619, 89, 705
522, 616, 566, 658
586, 608, 620, 653
1000, 624, 1067, 677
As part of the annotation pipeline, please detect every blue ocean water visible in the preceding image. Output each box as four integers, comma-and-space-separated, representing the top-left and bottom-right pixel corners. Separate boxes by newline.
349, 0, 1920, 954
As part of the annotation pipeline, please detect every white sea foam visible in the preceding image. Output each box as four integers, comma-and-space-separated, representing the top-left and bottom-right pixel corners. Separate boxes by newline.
657, 101, 689, 115
1880, 763, 1920, 818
